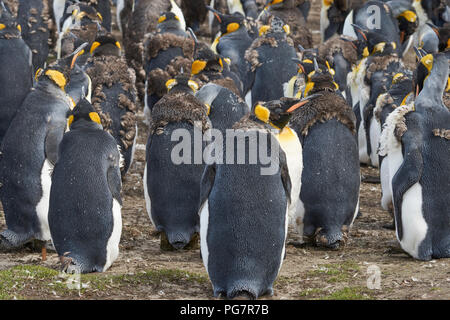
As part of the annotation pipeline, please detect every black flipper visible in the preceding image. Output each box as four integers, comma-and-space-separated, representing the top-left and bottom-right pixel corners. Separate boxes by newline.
392, 120, 423, 241
45, 123, 66, 165
199, 163, 216, 210
107, 153, 123, 206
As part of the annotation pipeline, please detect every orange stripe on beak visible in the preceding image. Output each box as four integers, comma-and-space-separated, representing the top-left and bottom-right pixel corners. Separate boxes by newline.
286, 100, 308, 113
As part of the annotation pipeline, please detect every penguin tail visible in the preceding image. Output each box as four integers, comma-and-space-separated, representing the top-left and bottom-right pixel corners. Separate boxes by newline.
314, 226, 349, 250
226, 281, 261, 300
0, 229, 31, 251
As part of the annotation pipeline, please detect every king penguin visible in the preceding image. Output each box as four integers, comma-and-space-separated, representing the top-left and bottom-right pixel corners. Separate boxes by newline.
244, 15, 298, 106
143, 11, 193, 114
374, 71, 413, 228
144, 74, 209, 251
378, 52, 450, 260
207, 6, 254, 96
198, 95, 316, 299
258, 0, 313, 49
0, 44, 87, 250
0, 2, 33, 146
86, 34, 138, 178
289, 60, 360, 248
48, 98, 122, 273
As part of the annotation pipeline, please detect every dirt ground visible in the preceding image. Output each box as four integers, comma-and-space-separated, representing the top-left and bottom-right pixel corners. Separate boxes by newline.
0, 0, 449, 300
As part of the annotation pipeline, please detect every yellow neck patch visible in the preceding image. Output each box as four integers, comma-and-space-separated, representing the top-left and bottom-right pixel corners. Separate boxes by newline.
323, 0, 334, 7
191, 60, 207, 75
115, 41, 121, 49
400, 92, 411, 106
447, 39, 450, 49
398, 10, 417, 22
0, 24, 5, 30
276, 127, 296, 143
89, 112, 101, 124
254, 104, 270, 123
67, 115, 74, 128
45, 70, 66, 90
188, 80, 199, 93
304, 81, 314, 97
283, 24, 290, 35
446, 77, 450, 93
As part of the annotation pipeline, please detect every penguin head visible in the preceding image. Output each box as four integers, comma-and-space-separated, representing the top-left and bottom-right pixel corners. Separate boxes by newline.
71, 3, 103, 28
191, 44, 225, 75
90, 34, 121, 57
39, 42, 88, 91
258, 15, 290, 36
352, 24, 397, 56
67, 98, 102, 130
0, 3, 21, 37
157, 12, 182, 31
207, 6, 244, 35
396, 9, 418, 44
253, 95, 320, 129
426, 23, 450, 52
165, 74, 199, 95
301, 58, 338, 96
413, 52, 434, 96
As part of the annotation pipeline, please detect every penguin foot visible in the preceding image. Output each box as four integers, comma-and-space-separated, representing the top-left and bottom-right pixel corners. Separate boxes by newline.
383, 241, 405, 255
59, 254, 82, 274
382, 221, 396, 230
287, 240, 307, 248
361, 175, 380, 184
183, 233, 200, 250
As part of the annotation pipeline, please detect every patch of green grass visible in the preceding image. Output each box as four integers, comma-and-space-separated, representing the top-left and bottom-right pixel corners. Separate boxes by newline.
320, 287, 373, 300
0, 265, 209, 299
308, 261, 360, 283
298, 288, 325, 298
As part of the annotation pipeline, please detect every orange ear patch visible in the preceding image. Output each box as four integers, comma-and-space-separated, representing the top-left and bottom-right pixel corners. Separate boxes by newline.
89, 112, 101, 124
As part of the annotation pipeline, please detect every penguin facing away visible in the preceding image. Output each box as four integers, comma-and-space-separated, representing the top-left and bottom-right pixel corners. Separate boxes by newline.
258, 0, 313, 49
195, 82, 248, 133
143, 11, 194, 113
144, 74, 209, 251
0, 44, 86, 250
244, 15, 298, 105
289, 61, 360, 248
207, 6, 254, 95
0, 2, 33, 146
199, 101, 297, 299
379, 52, 450, 260
86, 35, 138, 178
49, 98, 122, 273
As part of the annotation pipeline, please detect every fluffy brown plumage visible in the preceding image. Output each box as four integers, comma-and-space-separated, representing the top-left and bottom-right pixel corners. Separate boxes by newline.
144, 32, 194, 61
151, 91, 210, 134
123, 0, 181, 100
290, 91, 356, 136
318, 35, 358, 67
259, 0, 313, 48
146, 56, 192, 104
85, 54, 138, 156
